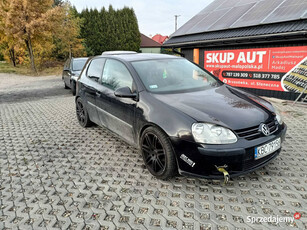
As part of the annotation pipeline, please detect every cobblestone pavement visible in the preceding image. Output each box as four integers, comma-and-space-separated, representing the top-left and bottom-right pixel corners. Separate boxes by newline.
0, 74, 306, 229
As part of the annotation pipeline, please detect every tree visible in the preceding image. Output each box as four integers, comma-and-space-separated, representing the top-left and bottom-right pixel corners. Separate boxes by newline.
0, 0, 17, 66
3, 0, 64, 72
122, 7, 141, 51
53, 3, 85, 59
0, 2, 26, 67
80, 8, 105, 56
0, 0, 85, 71
79, 8, 95, 55
53, 0, 63, 6
78, 5, 141, 55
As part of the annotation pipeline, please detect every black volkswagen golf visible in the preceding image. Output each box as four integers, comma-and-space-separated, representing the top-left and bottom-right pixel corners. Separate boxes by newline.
75, 53, 287, 180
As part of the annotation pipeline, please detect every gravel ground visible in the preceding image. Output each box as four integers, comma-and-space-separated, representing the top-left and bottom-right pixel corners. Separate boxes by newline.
0, 73, 70, 103
0, 74, 306, 229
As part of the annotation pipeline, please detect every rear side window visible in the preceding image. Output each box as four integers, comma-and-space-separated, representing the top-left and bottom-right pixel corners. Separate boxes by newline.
101, 59, 133, 90
73, 59, 87, 71
87, 58, 105, 81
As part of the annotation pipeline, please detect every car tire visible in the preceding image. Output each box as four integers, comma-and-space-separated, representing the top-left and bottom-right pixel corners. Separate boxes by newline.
140, 126, 177, 180
64, 81, 69, 89
76, 97, 92, 127
71, 81, 76, 96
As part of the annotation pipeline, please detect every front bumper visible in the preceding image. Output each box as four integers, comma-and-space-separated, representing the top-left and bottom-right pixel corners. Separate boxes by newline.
171, 123, 287, 179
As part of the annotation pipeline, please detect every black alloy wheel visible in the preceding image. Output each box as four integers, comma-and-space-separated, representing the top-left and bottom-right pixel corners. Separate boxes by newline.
140, 127, 177, 179
76, 98, 92, 127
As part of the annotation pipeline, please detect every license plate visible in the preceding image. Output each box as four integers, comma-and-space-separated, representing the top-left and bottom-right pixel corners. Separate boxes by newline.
255, 138, 281, 160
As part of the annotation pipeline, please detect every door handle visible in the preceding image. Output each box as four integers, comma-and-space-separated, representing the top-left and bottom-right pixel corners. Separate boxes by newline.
95, 91, 101, 97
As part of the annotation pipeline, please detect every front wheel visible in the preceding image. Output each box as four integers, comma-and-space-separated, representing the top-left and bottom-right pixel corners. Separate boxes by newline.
76, 97, 92, 127
64, 80, 69, 89
140, 126, 177, 180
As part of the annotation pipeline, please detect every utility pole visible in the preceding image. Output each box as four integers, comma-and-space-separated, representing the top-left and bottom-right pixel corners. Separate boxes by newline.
175, 15, 181, 31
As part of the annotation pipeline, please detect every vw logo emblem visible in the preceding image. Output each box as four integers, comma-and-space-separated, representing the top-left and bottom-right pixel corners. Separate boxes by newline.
260, 123, 270, 136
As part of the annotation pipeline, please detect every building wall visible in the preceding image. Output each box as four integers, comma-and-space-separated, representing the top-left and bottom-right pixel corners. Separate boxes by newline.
140, 47, 161, 54
182, 48, 193, 62
182, 41, 307, 100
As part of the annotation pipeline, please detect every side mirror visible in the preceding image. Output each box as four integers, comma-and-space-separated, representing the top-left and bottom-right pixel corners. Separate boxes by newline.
114, 86, 137, 99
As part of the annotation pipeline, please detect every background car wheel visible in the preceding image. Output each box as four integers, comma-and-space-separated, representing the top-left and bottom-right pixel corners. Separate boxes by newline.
64, 81, 69, 89
76, 97, 92, 127
140, 126, 177, 180
71, 81, 76, 96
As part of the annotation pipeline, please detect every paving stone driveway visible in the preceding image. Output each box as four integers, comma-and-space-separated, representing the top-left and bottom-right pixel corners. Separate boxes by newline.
0, 74, 306, 229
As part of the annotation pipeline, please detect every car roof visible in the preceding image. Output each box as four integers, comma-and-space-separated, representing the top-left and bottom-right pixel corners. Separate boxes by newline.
102, 51, 137, 55
99, 53, 181, 62
72, 57, 88, 61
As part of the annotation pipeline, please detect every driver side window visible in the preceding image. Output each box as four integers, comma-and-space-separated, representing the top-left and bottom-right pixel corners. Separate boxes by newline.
102, 59, 133, 90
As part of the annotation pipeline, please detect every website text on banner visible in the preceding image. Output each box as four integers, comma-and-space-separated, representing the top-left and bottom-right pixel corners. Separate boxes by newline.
204, 46, 307, 93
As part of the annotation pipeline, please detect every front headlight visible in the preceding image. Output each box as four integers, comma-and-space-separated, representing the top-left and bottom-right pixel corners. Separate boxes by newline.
272, 105, 283, 125
192, 123, 237, 144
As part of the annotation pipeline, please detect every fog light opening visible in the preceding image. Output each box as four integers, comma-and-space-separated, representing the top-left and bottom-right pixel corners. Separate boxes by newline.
215, 165, 230, 184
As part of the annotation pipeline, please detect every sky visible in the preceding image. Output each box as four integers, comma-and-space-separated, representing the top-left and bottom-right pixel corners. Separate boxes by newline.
69, 0, 214, 37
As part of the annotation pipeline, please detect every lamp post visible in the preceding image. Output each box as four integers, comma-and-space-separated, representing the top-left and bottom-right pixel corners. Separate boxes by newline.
175, 15, 181, 31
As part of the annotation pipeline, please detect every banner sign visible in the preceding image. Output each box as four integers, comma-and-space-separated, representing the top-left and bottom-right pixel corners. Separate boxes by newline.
204, 46, 307, 92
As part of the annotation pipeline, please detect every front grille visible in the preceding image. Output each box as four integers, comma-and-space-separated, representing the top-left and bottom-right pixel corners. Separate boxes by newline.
235, 119, 278, 140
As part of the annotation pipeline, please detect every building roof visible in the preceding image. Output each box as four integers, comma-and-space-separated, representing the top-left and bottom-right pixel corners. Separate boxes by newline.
140, 34, 162, 48
165, 0, 307, 47
152, 34, 169, 44
165, 20, 307, 47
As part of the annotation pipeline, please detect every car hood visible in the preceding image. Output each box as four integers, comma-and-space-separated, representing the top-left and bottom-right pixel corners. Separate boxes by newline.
151, 85, 274, 130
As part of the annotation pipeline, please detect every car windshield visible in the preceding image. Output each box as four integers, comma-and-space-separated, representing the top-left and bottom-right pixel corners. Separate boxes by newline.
132, 58, 221, 93
73, 59, 87, 71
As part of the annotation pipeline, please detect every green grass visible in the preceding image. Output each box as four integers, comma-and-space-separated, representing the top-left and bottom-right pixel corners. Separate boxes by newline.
0, 61, 63, 76
0, 62, 31, 74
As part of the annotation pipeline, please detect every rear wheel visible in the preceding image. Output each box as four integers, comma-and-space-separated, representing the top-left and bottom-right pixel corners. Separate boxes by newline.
140, 126, 177, 180
76, 97, 92, 127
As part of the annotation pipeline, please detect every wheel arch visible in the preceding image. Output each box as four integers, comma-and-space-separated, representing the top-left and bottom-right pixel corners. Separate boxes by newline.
138, 122, 168, 146
75, 95, 80, 103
